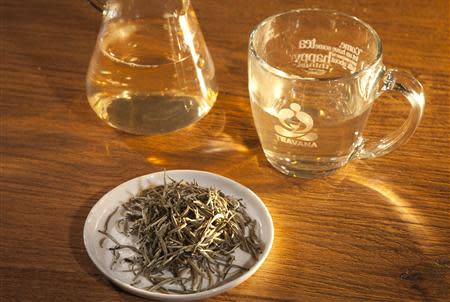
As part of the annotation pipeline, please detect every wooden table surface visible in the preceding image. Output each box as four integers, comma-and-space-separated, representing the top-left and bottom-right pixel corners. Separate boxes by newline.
1, 0, 449, 301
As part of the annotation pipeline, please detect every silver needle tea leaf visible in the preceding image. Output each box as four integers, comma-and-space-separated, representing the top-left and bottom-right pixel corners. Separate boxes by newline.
98, 176, 263, 294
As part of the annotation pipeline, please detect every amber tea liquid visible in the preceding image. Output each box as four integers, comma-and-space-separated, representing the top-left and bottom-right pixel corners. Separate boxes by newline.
87, 18, 217, 135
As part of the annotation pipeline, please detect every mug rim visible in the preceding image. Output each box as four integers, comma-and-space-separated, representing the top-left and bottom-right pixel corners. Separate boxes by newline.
249, 8, 383, 82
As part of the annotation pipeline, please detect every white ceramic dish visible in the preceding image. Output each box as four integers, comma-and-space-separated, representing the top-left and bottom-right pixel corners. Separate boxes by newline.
83, 170, 274, 301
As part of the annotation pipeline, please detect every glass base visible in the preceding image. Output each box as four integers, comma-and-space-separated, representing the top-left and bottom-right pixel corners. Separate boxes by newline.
265, 152, 348, 178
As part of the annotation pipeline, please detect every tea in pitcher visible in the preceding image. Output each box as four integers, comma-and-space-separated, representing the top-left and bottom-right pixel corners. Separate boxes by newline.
86, 1, 217, 135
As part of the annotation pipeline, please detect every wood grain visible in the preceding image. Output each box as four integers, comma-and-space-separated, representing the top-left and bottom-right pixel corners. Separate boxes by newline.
1, 0, 449, 301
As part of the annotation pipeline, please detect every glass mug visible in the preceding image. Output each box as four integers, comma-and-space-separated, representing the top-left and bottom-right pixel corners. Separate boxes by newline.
86, 0, 218, 135
249, 9, 425, 178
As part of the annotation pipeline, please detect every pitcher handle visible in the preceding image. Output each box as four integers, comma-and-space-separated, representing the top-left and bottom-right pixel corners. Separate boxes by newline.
86, 0, 106, 12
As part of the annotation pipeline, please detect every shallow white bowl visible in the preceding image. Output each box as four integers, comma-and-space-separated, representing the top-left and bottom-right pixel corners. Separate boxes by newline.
83, 170, 274, 301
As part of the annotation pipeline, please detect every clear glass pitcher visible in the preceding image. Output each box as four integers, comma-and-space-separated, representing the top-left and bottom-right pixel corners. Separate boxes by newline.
86, 0, 218, 135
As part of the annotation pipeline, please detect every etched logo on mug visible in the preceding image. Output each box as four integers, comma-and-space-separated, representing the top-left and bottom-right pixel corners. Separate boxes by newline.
274, 103, 318, 148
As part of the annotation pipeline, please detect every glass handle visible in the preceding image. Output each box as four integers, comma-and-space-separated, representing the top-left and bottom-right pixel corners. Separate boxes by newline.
356, 68, 425, 159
